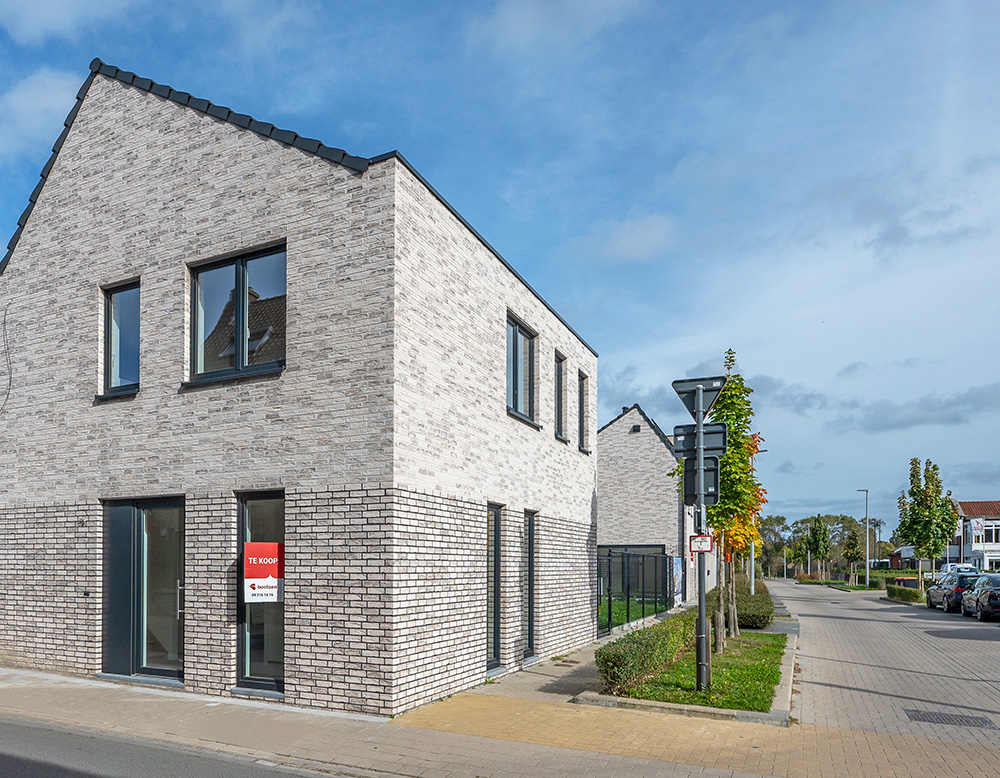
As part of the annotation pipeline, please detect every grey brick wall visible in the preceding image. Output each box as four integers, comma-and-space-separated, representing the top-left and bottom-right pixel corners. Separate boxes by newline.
0, 501, 102, 672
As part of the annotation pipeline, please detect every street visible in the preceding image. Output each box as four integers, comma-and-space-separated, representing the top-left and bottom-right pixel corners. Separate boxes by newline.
771, 578, 1000, 744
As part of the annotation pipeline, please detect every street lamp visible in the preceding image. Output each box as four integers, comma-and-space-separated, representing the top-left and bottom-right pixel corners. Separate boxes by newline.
858, 489, 869, 589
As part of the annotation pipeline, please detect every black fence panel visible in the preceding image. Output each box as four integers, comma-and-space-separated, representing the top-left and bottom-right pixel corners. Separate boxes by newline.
597, 550, 676, 635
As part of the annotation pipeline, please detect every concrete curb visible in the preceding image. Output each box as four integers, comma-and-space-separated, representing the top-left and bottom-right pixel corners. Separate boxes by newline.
880, 596, 920, 607
571, 628, 798, 728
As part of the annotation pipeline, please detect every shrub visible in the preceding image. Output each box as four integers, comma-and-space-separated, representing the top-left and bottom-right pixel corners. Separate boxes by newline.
595, 604, 700, 695
734, 575, 774, 629
795, 572, 818, 583
886, 584, 924, 603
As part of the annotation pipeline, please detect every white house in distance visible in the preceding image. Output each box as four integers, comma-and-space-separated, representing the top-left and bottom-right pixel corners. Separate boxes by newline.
596, 404, 714, 603
0, 59, 598, 716
955, 500, 1000, 571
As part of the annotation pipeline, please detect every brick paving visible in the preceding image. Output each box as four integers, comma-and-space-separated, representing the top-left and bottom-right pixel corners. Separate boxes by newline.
1, 580, 999, 776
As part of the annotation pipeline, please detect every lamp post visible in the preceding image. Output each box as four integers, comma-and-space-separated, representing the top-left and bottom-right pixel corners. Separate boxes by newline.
858, 489, 869, 589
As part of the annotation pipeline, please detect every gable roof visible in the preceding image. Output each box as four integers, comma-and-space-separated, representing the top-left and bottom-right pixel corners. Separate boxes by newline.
954, 500, 1000, 518
597, 403, 675, 455
0, 59, 597, 358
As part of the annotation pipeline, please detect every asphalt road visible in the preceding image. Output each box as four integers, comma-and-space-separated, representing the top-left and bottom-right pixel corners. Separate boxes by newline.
770, 578, 1000, 744
0, 716, 348, 778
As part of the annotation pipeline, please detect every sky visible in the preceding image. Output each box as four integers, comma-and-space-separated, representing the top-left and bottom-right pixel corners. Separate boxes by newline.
2, 0, 999, 536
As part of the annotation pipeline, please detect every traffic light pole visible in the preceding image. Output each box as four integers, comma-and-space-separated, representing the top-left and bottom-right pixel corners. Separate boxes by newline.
695, 384, 710, 691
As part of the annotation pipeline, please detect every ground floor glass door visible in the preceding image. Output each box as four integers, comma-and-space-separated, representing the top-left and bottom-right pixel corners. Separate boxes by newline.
103, 499, 185, 680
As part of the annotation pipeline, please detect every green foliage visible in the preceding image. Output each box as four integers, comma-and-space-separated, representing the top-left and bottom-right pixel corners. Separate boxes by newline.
594, 606, 700, 695
706, 349, 766, 548
897, 458, 959, 563
842, 527, 865, 570
758, 514, 789, 575
886, 584, 924, 603
734, 575, 774, 628
806, 515, 832, 561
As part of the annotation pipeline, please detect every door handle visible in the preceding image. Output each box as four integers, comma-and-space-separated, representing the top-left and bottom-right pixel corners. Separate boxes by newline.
176, 579, 185, 618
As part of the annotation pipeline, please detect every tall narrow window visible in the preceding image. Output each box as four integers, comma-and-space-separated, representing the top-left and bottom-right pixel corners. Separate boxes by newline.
554, 353, 566, 440
193, 248, 286, 380
506, 316, 535, 421
523, 511, 535, 658
104, 282, 140, 394
578, 371, 590, 453
239, 492, 284, 692
487, 504, 502, 669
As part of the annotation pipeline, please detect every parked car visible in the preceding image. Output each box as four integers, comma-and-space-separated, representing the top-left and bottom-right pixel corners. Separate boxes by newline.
960, 574, 1000, 620
926, 573, 980, 612
938, 563, 979, 576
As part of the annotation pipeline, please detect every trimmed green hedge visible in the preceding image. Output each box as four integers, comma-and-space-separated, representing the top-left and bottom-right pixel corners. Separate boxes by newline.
886, 584, 924, 603
595, 605, 700, 695
735, 575, 774, 629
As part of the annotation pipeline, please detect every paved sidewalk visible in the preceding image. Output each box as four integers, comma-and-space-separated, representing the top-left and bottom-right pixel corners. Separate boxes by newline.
0, 584, 998, 777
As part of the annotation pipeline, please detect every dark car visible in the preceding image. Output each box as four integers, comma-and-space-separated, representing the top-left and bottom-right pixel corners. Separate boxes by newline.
960, 574, 1000, 620
926, 573, 979, 612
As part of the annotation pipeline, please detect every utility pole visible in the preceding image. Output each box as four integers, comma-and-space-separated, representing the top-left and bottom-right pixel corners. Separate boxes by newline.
858, 489, 869, 589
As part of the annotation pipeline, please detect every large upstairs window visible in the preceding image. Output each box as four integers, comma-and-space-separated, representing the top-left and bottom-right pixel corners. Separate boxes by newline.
192, 248, 286, 382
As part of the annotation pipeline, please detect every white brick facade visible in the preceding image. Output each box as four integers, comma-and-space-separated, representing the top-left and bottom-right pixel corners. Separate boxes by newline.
0, 64, 597, 715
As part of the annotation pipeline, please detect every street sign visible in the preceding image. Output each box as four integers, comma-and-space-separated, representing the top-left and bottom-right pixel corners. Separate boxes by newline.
671, 376, 728, 420
672, 422, 728, 457
684, 456, 719, 506
690, 535, 714, 553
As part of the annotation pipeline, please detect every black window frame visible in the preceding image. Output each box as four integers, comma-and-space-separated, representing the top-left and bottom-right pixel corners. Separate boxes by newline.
578, 371, 590, 454
101, 280, 141, 399
554, 353, 568, 442
506, 314, 536, 425
237, 489, 285, 694
189, 247, 286, 385
487, 504, 502, 670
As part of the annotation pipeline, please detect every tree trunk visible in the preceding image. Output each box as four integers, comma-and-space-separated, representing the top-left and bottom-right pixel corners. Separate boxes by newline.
713, 609, 725, 654
727, 558, 740, 638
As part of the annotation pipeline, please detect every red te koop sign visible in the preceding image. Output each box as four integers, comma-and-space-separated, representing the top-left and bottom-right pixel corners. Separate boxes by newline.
244, 542, 284, 602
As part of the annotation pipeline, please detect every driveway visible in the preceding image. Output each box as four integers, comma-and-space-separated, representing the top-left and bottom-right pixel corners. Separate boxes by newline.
770, 578, 1000, 744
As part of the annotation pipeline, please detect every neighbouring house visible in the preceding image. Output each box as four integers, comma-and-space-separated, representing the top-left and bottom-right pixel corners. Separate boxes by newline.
0, 60, 599, 716
955, 500, 1000, 571
596, 404, 712, 604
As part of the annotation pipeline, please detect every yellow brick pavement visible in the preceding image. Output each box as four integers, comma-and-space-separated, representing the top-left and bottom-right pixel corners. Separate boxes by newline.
393, 691, 1000, 778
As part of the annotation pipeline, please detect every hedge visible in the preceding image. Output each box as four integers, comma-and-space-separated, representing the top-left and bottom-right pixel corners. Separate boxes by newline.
886, 584, 924, 603
734, 575, 774, 629
595, 604, 700, 695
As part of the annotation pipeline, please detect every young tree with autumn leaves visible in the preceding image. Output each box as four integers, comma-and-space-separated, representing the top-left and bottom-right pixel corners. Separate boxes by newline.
707, 349, 767, 639
897, 458, 958, 590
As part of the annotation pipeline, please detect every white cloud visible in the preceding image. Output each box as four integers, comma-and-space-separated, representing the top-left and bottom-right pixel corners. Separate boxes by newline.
573, 213, 677, 265
0, 0, 139, 44
467, 0, 648, 57
0, 69, 81, 161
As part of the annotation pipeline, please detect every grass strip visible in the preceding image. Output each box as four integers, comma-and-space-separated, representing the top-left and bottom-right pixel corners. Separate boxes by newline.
626, 632, 786, 712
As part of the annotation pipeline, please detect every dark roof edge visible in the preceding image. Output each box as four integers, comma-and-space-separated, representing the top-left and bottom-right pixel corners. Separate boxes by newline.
370, 150, 598, 358
1, 58, 369, 278
597, 403, 675, 454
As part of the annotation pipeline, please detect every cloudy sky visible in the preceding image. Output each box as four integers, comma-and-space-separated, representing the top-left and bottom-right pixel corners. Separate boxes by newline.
2, 1, 998, 534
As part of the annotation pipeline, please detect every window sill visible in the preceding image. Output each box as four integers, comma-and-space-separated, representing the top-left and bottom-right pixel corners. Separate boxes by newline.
507, 408, 542, 430
578, 446, 592, 456
181, 361, 284, 391
96, 672, 184, 689
555, 434, 570, 444
231, 685, 284, 700
94, 386, 139, 403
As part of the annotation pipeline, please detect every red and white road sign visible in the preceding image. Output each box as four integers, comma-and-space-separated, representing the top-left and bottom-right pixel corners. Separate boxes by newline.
244, 541, 284, 602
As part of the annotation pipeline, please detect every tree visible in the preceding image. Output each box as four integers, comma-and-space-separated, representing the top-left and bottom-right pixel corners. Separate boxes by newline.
897, 458, 959, 590
706, 349, 767, 638
842, 527, 865, 584
806, 515, 832, 580
758, 514, 789, 577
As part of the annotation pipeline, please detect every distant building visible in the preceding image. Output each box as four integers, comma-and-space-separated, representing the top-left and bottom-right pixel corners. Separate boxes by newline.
955, 500, 1000, 571
596, 404, 713, 602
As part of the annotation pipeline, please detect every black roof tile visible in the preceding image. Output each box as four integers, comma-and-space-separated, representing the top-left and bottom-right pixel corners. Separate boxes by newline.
149, 83, 171, 98
270, 128, 297, 145
187, 97, 211, 112
206, 104, 230, 120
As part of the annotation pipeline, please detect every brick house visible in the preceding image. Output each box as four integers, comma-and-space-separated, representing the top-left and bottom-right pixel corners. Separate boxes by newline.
596, 404, 714, 603
0, 60, 598, 716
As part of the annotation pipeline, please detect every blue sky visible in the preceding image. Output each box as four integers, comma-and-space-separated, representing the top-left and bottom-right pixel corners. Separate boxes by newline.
2, 0, 999, 535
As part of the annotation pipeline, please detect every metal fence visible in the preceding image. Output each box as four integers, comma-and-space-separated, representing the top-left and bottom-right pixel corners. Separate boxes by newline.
597, 550, 676, 635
